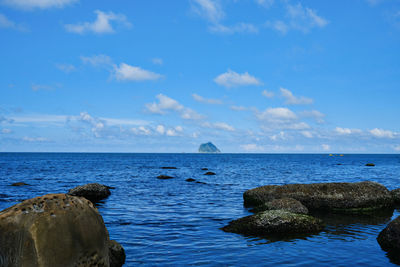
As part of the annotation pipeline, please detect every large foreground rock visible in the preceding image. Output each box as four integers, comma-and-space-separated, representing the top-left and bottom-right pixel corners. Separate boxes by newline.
243, 181, 393, 212
221, 210, 324, 237
377, 216, 400, 253
391, 189, 400, 204
68, 183, 111, 202
0, 193, 125, 266
250, 198, 308, 214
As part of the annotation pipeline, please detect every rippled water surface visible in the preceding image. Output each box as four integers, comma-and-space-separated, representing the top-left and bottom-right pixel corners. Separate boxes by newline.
1, 153, 400, 266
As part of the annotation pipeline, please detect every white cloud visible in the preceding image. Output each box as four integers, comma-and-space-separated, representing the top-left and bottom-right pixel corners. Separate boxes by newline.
192, 93, 222, 104
56, 63, 76, 73
266, 20, 288, 34
114, 63, 162, 81
166, 126, 183, 137
321, 144, 330, 151
3, 0, 77, 9
262, 90, 274, 98
191, 0, 224, 24
256, 0, 274, 8
301, 131, 313, 138
335, 127, 362, 135
257, 107, 297, 122
145, 94, 204, 120
270, 131, 286, 141
370, 128, 396, 138
280, 88, 313, 105
300, 110, 325, 123
209, 22, 258, 34
81, 54, 113, 67
214, 70, 262, 88
241, 143, 264, 152
152, 58, 163, 65
131, 126, 151, 136
202, 121, 235, 132
22, 136, 48, 142
65, 10, 132, 35
31, 83, 58, 91
156, 125, 165, 134
1, 128, 11, 134
394, 145, 400, 151
0, 13, 26, 31
230, 105, 247, 111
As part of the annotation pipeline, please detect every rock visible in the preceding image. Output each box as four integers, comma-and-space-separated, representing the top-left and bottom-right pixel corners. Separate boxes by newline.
198, 142, 221, 153
366, 163, 375, 166
204, 172, 216, 175
160, 167, 177, 169
186, 178, 196, 182
377, 216, 400, 253
10, 182, 30, 186
0, 194, 114, 266
250, 198, 308, 214
196, 181, 207, 185
201, 168, 208, 171
109, 240, 126, 267
391, 189, 400, 204
157, 175, 174, 180
68, 183, 111, 203
243, 181, 393, 212
221, 210, 324, 237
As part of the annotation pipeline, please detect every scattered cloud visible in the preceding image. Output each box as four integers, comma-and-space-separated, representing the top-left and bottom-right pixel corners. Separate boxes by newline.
370, 128, 396, 138
31, 83, 60, 91
321, 144, 330, 151
22, 136, 48, 142
280, 88, 313, 105
301, 131, 313, 138
152, 58, 163, 65
230, 105, 248, 111
145, 94, 204, 120
130, 126, 151, 136
0, 115, 14, 124
266, 3, 328, 34
0, 13, 27, 31
192, 93, 222, 104
113, 63, 162, 81
81, 54, 113, 67
209, 22, 258, 34
202, 121, 235, 132
394, 145, 400, 151
56, 63, 76, 73
335, 127, 362, 135
366, 0, 384, 6
241, 143, 264, 152
214, 70, 262, 88
257, 107, 297, 122
1, 128, 11, 134
65, 10, 132, 35
191, 0, 224, 24
256, 0, 274, 8
2, 0, 78, 10
270, 131, 286, 141
300, 110, 325, 123
262, 90, 274, 98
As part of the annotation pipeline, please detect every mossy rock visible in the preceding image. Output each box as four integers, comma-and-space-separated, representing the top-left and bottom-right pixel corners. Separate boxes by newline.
377, 216, 400, 253
251, 198, 308, 214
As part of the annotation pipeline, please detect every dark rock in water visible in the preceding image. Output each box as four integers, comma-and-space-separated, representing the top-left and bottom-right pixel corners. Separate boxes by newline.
365, 163, 375, 167
221, 210, 324, 237
109, 240, 126, 267
157, 175, 174, 180
186, 178, 196, 182
201, 168, 208, 171
204, 171, 216, 175
377, 216, 400, 253
0, 193, 124, 266
251, 198, 308, 214
161, 167, 177, 169
10, 182, 29, 186
196, 181, 207, 185
198, 142, 221, 153
391, 189, 400, 204
68, 183, 111, 203
243, 181, 393, 212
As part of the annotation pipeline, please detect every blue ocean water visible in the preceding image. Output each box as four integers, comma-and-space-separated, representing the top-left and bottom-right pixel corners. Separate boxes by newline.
1, 153, 400, 266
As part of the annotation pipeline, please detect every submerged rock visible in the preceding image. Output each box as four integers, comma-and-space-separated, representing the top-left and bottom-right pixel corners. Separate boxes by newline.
243, 181, 393, 212
186, 178, 196, 182
0, 193, 123, 266
365, 163, 375, 166
68, 183, 111, 203
204, 172, 216, 176
250, 198, 308, 214
160, 167, 177, 169
198, 142, 221, 153
201, 168, 209, 171
157, 175, 174, 180
10, 182, 30, 186
221, 210, 324, 237
377, 216, 400, 253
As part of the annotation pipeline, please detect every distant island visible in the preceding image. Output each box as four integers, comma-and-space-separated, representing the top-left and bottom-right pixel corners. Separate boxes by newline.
198, 142, 221, 153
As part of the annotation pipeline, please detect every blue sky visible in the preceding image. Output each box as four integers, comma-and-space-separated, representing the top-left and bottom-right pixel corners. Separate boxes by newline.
0, 0, 399, 153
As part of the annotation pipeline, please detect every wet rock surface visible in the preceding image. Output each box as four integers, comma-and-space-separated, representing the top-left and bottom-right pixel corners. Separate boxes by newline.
221, 210, 324, 237
377, 216, 400, 253
250, 198, 308, 214
160, 167, 177, 169
204, 172, 216, 175
0, 194, 112, 266
10, 182, 30, 186
186, 178, 196, 182
157, 175, 174, 180
109, 240, 126, 267
68, 183, 112, 203
243, 181, 393, 212
391, 189, 400, 204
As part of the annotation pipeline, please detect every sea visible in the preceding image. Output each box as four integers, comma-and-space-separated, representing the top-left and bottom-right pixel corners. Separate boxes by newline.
1, 153, 400, 266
